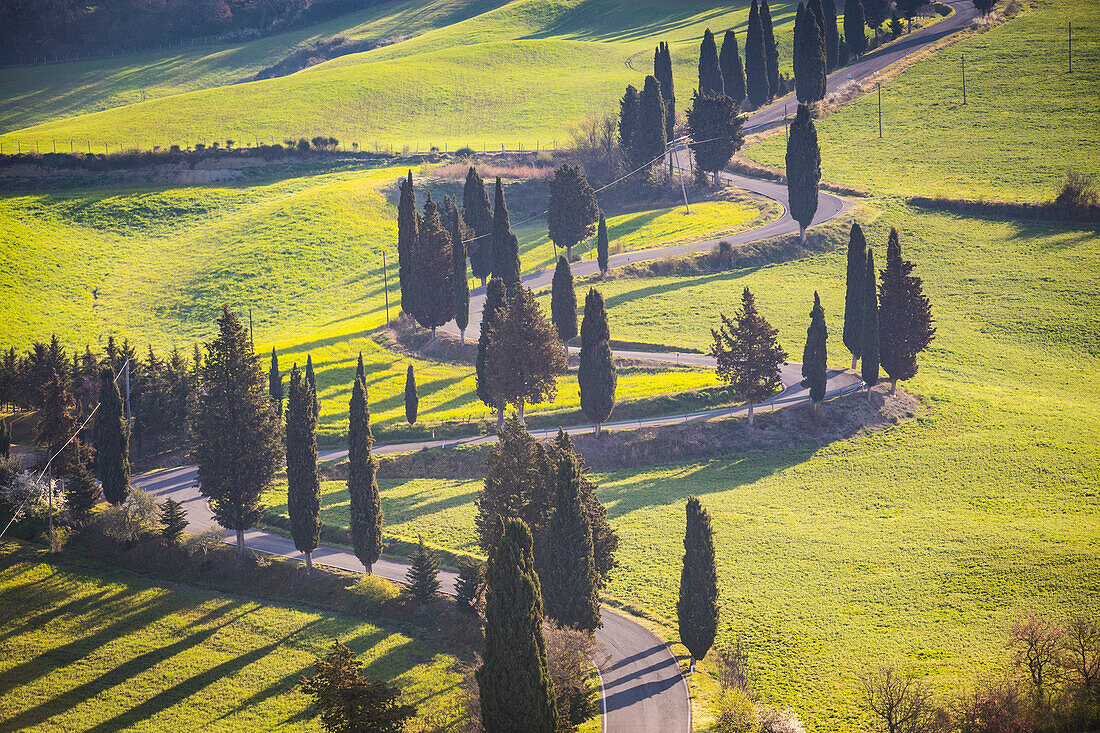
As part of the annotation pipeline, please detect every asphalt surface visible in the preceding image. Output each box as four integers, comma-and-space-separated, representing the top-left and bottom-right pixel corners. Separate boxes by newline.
130, 9, 978, 728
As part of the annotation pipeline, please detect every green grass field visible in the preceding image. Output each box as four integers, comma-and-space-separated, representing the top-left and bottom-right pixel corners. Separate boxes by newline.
284, 204, 1100, 731
0, 545, 464, 732
747, 0, 1100, 200
0, 0, 806, 150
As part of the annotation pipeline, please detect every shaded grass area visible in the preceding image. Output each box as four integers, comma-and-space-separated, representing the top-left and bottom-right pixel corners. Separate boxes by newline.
293, 205, 1100, 732
747, 0, 1100, 200
0, 542, 465, 732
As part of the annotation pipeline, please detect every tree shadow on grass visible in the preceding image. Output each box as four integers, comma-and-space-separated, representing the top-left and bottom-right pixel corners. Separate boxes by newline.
0, 586, 116, 644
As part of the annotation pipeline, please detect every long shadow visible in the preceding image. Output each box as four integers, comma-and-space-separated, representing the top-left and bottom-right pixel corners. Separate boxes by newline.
601, 656, 679, 691
0, 601, 253, 733
600, 269, 759, 316
0, 587, 116, 644
602, 672, 684, 713
81, 619, 323, 733
602, 644, 667, 674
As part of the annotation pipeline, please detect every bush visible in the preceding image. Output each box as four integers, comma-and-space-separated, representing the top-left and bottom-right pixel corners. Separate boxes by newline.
953, 678, 1034, 733
352, 573, 401, 611
297, 138, 310, 152
716, 688, 759, 733
1054, 170, 1099, 210
96, 488, 160, 545
181, 526, 225, 556
545, 624, 601, 727
759, 707, 807, 733
454, 146, 476, 158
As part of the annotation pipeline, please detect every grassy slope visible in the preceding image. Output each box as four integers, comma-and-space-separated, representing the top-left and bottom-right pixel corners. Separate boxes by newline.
0, 0, 510, 134
748, 0, 1100, 200
2, 162, 763, 440
0, 0, 801, 148
286, 205, 1100, 731
0, 546, 463, 732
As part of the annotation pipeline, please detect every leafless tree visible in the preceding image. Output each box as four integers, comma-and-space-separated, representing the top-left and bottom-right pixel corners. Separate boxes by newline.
1062, 615, 1100, 691
861, 665, 944, 733
1009, 615, 1065, 705
566, 114, 619, 187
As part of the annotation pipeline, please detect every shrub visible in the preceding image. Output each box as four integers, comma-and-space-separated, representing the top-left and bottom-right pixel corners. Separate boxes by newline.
759, 707, 807, 733
716, 688, 759, 733
454, 146, 476, 158
97, 488, 160, 545
352, 573, 401, 611
1054, 170, 1099, 210
0, 470, 59, 527
545, 624, 601, 727
953, 678, 1034, 733
297, 138, 310, 152
181, 526, 225, 556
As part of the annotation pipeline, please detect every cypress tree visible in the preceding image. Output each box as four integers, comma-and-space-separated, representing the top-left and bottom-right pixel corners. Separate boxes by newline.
796, 2, 827, 104
654, 41, 676, 142
463, 167, 494, 285
698, 28, 724, 96
348, 354, 383, 574
808, 0, 826, 32
863, 0, 890, 39
448, 197, 470, 343
744, 0, 770, 108
547, 164, 599, 259
687, 90, 746, 184
861, 249, 880, 396
192, 307, 282, 557
677, 496, 718, 670
802, 292, 828, 410
823, 0, 840, 69
709, 287, 789, 425
455, 557, 485, 613
406, 537, 441, 604
65, 449, 100, 522
491, 178, 521, 288
268, 348, 283, 417
92, 367, 129, 506
305, 354, 319, 419
618, 85, 641, 169
541, 448, 601, 632
843, 223, 868, 369
637, 75, 667, 174
578, 288, 617, 435
397, 170, 419, 317
477, 517, 558, 733
415, 192, 455, 337
286, 364, 321, 572
878, 229, 935, 392
552, 429, 619, 587
596, 213, 610, 275
845, 0, 867, 58
785, 104, 821, 242
793, 2, 804, 79
476, 277, 508, 410
404, 364, 418, 425
160, 497, 188, 542
551, 257, 578, 343
719, 30, 747, 106
760, 0, 780, 98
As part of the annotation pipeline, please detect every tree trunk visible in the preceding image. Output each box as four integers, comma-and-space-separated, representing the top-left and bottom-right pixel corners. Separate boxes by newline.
517, 401, 525, 425
480, 277, 487, 288
866, 385, 874, 403
365, 562, 373, 575
890, 379, 898, 394
305, 551, 313, 573
800, 224, 807, 243
566, 245, 572, 261
594, 422, 600, 436
431, 325, 436, 338
851, 354, 858, 370
496, 403, 505, 431
459, 328, 465, 345
747, 401, 755, 425
236, 528, 245, 558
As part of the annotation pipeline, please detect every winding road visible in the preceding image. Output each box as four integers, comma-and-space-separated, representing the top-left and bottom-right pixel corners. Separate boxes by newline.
133, 5, 979, 729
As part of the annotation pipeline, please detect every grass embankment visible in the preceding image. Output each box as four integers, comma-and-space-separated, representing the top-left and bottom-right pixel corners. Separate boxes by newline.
2, 161, 771, 444
0, 542, 464, 732
0, 0, 805, 149
286, 205, 1100, 731
747, 0, 1100, 200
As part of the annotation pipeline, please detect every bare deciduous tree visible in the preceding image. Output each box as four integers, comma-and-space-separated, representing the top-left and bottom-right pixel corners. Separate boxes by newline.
1008, 615, 1065, 705
861, 665, 944, 733
1062, 615, 1100, 691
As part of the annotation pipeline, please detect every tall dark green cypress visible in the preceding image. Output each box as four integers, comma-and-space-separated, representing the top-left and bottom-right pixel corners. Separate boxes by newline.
397, 170, 419, 317
578, 288, 617, 435
637, 75, 667, 173
286, 364, 320, 571
823, 0, 840, 69
550, 256, 578, 343
719, 30, 747, 106
760, 0, 780, 98
745, 0, 770, 108
802, 292, 828, 409
476, 278, 508, 409
878, 229, 935, 391
845, 0, 867, 58
618, 85, 641, 169
796, 1, 827, 104
785, 103, 821, 242
348, 354, 383, 574
406, 537, 441, 604
793, 2, 804, 77
416, 192, 455, 337
404, 364, 418, 425
268, 348, 283, 417
491, 178, 521, 288
808, 0, 826, 32
596, 213, 610, 275
477, 517, 558, 733
305, 354, 319, 419
698, 28, 724, 95
677, 496, 718, 670
541, 449, 601, 632
843, 223, 868, 369
861, 248, 880, 394
92, 367, 129, 506
463, 167, 493, 285
654, 41, 676, 142
449, 197, 471, 343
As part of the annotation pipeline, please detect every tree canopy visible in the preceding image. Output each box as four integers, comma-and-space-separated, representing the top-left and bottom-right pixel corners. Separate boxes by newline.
710, 287, 789, 424
547, 164, 599, 257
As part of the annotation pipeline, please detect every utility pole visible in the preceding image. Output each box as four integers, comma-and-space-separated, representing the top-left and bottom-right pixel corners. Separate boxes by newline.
676, 140, 690, 214
382, 252, 390, 325
962, 55, 966, 104
877, 83, 883, 139
1068, 22, 1073, 73
249, 307, 254, 351
124, 360, 132, 429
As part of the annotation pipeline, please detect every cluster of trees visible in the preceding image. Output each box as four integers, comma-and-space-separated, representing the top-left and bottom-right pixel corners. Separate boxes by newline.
0, 0, 379, 64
